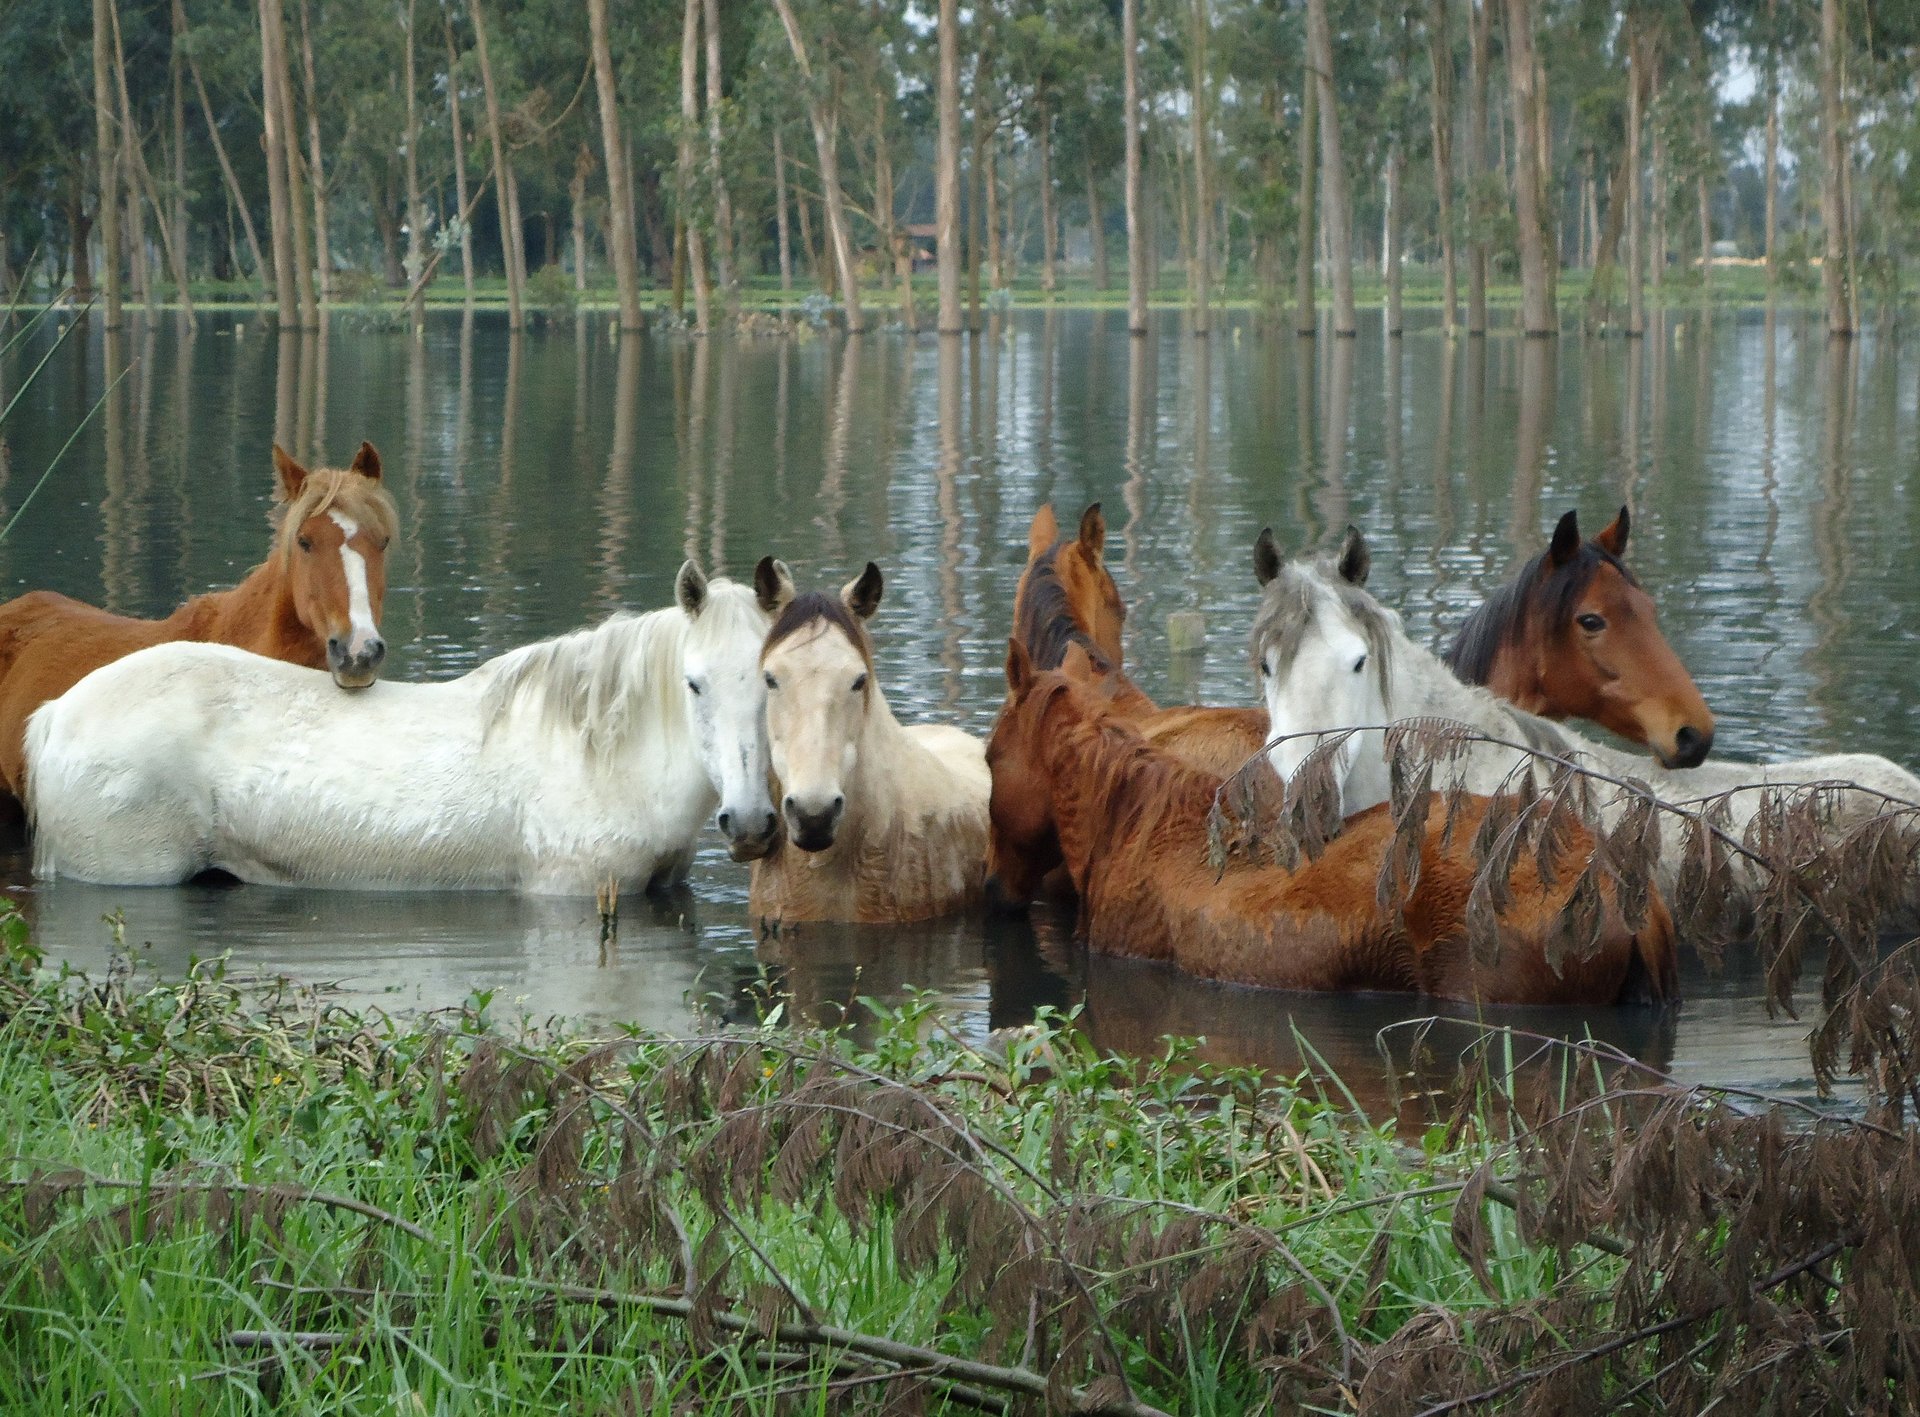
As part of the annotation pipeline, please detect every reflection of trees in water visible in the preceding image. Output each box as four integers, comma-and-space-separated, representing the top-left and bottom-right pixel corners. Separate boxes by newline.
1121, 330, 1154, 585
98, 328, 134, 614
479, 333, 524, 653
709, 339, 735, 574
1311, 331, 1352, 542
1426, 336, 1457, 583
936, 335, 965, 705
1507, 337, 1555, 554
812, 335, 859, 564
1807, 337, 1858, 738
596, 335, 639, 611
680, 337, 709, 566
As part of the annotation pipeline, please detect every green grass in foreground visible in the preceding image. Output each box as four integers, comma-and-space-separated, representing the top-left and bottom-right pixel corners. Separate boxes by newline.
0, 909, 1575, 1414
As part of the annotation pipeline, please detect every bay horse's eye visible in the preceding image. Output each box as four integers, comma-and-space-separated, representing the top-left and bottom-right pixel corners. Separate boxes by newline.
297, 535, 313, 552
764, 673, 779, 691
851, 673, 868, 694
1577, 613, 1607, 634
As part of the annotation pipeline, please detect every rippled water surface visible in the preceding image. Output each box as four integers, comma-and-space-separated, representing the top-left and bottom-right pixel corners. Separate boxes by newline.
3, 307, 1916, 1115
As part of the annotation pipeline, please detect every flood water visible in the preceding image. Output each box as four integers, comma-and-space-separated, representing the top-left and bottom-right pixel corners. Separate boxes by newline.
2, 305, 1916, 1117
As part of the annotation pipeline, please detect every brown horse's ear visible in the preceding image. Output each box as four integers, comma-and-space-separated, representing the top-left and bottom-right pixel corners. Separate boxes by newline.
842, 562, 884, 620
1336, 526, 1370, 586
754, 556, 796, 614
676, 560, 709, 617
1548, 509, 1581, 568
1253, 527, 1281, 586
1027, 504, 1059, 560
1060, 641, 1097, 683
348, 441, 383, 481
1077, 503, 1106, 559
272, 444, 309, 502
1595, 504, 1630, 558
1005, 637, 1034, 692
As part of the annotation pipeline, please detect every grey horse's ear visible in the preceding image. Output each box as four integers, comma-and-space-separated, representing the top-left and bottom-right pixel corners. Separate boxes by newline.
676, 560, 709, 616
1253, 527, 1281, 587
1548, 509, 1581, 568
754, 556, 796, 614
1336, 526, 1370, 586
842, 562, 884, 620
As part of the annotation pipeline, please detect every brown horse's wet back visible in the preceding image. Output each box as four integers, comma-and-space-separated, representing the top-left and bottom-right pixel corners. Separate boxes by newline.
1009, 672, 1676, 1008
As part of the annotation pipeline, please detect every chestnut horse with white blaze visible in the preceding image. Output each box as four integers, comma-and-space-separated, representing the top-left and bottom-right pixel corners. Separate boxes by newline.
985, 641, 1677, 1007
0, 442, 396, 805
1012, 503, 1715, 778
751, 564, 990, 925
27, 560, 792, 893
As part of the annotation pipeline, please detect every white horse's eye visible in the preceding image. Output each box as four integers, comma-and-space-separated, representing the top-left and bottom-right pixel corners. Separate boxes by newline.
1352, 654, 1368, 674
851, 673, 868, 694
686, 678, 703, 696
1259, 659, 1271, 678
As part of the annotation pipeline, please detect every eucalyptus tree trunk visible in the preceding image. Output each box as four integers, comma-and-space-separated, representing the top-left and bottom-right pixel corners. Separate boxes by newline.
470, 0, 524, 330
265, 0, 316, 326
1503, 0, 1554, 333
258, 0, 302, 326
936, 0, 961, 331
1427, 0, 1457, 334
1305, 0, 1355, 334
170, 3, 188, 290
1627, 23, 1645, 336
93, 0, 123, 326
1696, 169, 1711, 294
677, 0, 712, 332
443, 5, 475, 312
1123, 0, 1146, 333
1085, 163, 1109, 291
295, 0, 330, 305
1818, 0, 1853, 336
1465, 0, 1490, 333
1385, 138, 1404, 334
770, 0, 864, 332
1036, 93, 1057, 295
702, 0, 733, 299
1294, 70, 1317, 334
773, 126, 794, 295
985, 135, 1002, 288
570, 147, 590, 292
108, 0, 193, 313
1763, 15, 1778, 295
588, 0, 643, 329
403, 0, 425, 310
1187, 0, 1210, 333
970, 63, 990, 329
184, 0, 268, 287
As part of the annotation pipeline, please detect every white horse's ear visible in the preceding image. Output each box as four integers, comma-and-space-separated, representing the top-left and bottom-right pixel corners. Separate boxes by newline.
676, 560, 709, 617
1077, 502, 1106, 559
754, 556, 796, 614
348, 441, 383, 481
1253, 527, 1281, 586
842, 562, 884, 620
1548, 509, 1581, 568
1337, 526, 1370, 586
272, 444, 309, 502
1595, 504, 1630, 558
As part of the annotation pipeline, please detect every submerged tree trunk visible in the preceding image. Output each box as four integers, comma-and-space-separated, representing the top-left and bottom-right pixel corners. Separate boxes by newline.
1428, 0, 1457, 334
773, 126, 794, 296
169, 1, 189, 290
1818, 0, 1853, 336
1086, 162, 1109, 291
1305, 0, 1355, 334
1763, 21, 1778, 295
470, 0, 524, 330
93, 0, 122, 326
570, 146, 591, 292
1503, 0, 1555, 333
184, 0, 267, 288
1036, 93, 1057, 295
936, 0, 961, 332
1294, 69, 1317, 334
702, 0, 733, 300
403, 0, 425, 311
677, 0, 712, 332
1627, 24, 1645, 336
1187, 0, 1210, 333
1465, 0, 1490, 333
1123, 0, 1146, 333
295, 0, 330, 307
770, 0, 864, 332
258, 0, 298, 326
588, 0, 643, 329
1386, 139, 1404, 334
443, 7, 475, 312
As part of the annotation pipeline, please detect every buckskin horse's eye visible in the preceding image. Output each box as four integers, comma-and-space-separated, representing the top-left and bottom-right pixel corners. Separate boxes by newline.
851, 673, 868, 694
764, 673, 779, 691
297, 535, 314, 552
1577, 613, 1607, 633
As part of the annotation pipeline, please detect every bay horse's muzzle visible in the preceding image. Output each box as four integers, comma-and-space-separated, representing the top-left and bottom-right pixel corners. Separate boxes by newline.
783, 794, 845, 853
1663, 723, 1714, 770
328, 634, 386, 689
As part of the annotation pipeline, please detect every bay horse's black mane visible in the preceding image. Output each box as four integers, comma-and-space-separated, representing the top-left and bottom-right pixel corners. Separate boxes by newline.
1014, 542, 1121, 675
1444, 539, 1637, 685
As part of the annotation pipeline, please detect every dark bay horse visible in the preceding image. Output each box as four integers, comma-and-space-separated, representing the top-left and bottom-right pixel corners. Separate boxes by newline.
985, 641, 1677, 1007
1013, 503, 1714, 777
0, 442, 396, 803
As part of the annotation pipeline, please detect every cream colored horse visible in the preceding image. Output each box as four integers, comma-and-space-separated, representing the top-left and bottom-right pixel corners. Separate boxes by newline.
751, 564, 990, 924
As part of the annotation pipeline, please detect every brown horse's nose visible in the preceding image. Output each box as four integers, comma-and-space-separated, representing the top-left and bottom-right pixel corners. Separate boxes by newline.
1669, 724, 1713, 769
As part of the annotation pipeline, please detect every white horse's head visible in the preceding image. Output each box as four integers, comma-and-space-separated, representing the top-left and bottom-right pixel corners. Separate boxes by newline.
760, 563, 886, 853
1250, 526, 1397, 816
677, 557, 795, 862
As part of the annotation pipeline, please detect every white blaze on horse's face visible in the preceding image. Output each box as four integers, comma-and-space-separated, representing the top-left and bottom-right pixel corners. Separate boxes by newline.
326, 510, 386, 684
677, 562, 782, 863
763, 619, 869, 853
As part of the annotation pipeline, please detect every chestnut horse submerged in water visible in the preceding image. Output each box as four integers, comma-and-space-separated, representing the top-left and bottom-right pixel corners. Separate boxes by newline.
1012, 502, 1715, 776
0, 442, 396, 804
984, 641, 1676, 1007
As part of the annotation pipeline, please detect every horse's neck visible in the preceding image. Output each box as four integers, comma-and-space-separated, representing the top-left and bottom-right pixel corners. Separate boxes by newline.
164, 561, 315, 664
1046, 706, 1209, 884
843, 690, 934, 836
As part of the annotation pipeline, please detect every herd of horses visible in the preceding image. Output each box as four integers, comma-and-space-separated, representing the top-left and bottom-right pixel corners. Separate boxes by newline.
6, 442, 1918, 1012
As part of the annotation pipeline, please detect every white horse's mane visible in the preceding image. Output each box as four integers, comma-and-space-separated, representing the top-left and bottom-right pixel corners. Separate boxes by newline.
479, 578, 764, 753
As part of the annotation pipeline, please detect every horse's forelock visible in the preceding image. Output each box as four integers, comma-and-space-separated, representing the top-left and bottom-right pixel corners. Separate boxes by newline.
273, 464, 399, 560
1251, 562, 1396, 703
764, 590, 873, 670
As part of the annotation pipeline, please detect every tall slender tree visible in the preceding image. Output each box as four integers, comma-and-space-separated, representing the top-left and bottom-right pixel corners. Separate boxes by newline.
469, 0, 525, 331
588, 0, 643, 330
770, 0, 864, 332
936, 0, 962, 333
92, 0, 121, 326
1428, 0, 1457, 335
1305, 0, 1355, 335
1123, 0, 1146, 334
1504, 0, 1555, 333
1818, 0, 1854, 336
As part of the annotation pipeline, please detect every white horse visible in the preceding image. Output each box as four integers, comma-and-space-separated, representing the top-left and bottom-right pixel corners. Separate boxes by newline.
27, 560, 796, 894
1249, 527, 1920, 894
749, 563, 990, 924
